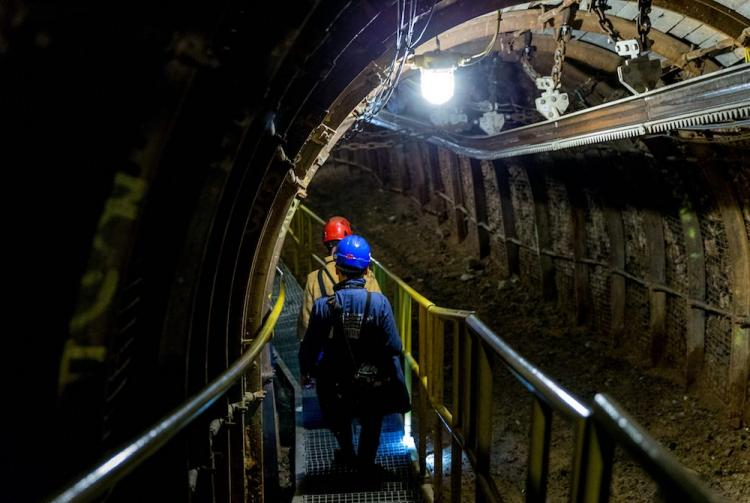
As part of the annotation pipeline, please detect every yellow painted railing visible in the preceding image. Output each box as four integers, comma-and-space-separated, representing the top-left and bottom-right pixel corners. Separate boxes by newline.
285, 204, 718, 503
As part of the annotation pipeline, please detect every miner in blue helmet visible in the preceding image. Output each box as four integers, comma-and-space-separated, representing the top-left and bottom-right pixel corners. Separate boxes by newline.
300, 234, 410, 473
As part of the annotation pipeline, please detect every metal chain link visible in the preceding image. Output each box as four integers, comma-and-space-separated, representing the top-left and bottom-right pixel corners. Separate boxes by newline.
592, 0, 620, 43
637, 0, 652, 51
551, 25, 570, 88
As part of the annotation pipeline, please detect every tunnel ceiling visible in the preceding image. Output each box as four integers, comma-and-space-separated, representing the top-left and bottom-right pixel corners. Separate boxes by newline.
342, 0, 750, 156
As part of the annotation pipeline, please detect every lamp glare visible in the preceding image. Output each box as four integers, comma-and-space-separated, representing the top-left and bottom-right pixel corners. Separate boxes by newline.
420, 68, 455, 105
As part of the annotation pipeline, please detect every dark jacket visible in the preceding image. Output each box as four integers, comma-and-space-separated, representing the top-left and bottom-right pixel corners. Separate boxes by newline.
299, 277, 409, 415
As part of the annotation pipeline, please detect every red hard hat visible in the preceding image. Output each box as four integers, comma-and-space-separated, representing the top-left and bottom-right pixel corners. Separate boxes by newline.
323, 216, 352, 243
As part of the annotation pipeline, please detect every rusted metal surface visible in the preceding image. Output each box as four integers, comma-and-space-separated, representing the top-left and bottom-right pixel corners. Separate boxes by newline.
413, 8, 720, 72
371, 64, 750, 160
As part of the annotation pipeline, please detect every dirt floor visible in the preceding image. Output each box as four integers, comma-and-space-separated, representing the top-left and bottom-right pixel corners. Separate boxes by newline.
303, 163, 750, 502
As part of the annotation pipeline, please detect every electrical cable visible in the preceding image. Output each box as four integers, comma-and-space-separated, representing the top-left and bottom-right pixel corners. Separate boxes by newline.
350, 0, 437, 135
459, 10, 501, 66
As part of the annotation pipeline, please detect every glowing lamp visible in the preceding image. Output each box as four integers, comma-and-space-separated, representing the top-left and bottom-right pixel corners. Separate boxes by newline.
420, 67, 455, 105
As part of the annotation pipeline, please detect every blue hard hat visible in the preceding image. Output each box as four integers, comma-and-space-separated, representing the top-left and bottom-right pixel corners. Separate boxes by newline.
335, 234, 371, 272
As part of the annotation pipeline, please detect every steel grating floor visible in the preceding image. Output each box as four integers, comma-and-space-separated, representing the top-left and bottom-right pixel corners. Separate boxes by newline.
272, 262, 419, 503
303, 489, 417, 502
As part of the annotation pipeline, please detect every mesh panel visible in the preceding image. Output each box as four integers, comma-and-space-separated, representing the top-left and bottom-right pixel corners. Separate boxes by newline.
546, 177, 573, 255
591, 266, 611, 337
509, 165, 537, 249
555, 259, 576, 314
482, 162, 509, 272
663, 215, 687, 367
458, 157, 479, 252
509, 165, 540, 285
583, 190, 611, 262
699, 198, 732, 402
584, 190, 612, 335
625, 282, 651, 356
664, 295, 687, 367
303, 488, 417, 502
705, 315, 732, 400
272, 262, 305, 379
622, 206, 647, 277
520, 248, 541, 287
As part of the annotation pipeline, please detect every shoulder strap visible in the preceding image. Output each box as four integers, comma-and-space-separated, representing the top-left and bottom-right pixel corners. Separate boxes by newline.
317, 269, 329, 297
323, 265, 336, 285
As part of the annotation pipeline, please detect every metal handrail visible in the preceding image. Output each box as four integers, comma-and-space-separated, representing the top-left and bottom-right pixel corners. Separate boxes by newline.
466, 315, 590, 421
49, 277, 287, 503
593, 394, 721, 503
286, 204, 719, 503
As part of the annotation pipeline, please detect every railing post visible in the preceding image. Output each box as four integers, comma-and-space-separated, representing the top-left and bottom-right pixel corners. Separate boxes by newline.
526, 397, 552, 502
475, 340, 493, 503
434, 410, 444, 502
432, 317, 445, 502
401, 291, 413, 438
418, 305, 429, 476
571, 416, 614, 503
463, 325, 475, 450
451, 322, 465, 503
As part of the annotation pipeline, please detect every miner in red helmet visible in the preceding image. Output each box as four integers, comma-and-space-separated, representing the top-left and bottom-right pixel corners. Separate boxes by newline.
299, 216, 381, 338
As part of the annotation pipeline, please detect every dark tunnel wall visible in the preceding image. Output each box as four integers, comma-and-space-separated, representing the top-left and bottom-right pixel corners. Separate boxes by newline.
6, 0, 750, 500
333, 135, 750, 426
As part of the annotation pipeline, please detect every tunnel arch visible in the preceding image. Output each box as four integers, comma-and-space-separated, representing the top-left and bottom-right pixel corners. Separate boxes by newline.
13, 0, 749, 500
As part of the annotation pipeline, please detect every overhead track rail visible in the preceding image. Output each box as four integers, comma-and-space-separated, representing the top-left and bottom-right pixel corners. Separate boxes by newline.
370, 63, 750, 159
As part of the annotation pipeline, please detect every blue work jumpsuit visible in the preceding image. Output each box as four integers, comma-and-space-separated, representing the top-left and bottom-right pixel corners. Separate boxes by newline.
299, 277, 408, 465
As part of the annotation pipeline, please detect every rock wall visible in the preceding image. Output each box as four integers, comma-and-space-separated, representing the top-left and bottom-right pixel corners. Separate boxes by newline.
335, 135, 750, 425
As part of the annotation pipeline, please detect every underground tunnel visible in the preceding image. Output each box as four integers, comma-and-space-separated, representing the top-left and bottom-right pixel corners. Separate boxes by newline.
6, 0, 749, 502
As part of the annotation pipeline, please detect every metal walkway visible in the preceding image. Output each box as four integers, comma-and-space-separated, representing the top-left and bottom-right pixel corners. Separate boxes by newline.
272, 262, 420, 503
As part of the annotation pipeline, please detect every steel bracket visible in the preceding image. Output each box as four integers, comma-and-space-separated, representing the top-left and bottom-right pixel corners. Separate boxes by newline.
615, 39, 641, 59
226, 390, 266, 423
617, 55, 661, 95
535, 77, 569, 120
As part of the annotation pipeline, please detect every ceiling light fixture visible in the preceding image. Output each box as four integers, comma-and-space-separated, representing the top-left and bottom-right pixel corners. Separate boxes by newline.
409, 11, 500, 105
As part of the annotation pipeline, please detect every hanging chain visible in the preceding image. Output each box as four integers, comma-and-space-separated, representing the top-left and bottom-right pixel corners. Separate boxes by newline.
636, 0, 652, 51
551, 24, 570, 88
592, 0, 620, 43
